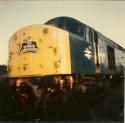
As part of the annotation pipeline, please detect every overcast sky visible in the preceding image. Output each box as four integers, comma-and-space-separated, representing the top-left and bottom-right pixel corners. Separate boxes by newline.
0, 0, 125, 64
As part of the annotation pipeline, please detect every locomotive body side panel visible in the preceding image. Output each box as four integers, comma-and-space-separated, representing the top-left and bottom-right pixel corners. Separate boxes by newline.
8, 25, 71, 77
69, 33, 96, 75
97, 32, 125, 75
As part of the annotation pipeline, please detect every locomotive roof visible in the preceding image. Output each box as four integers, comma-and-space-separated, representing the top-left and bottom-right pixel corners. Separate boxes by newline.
45, 16, 83, 26
45, 16, 125, 52
45, 16, 85, 38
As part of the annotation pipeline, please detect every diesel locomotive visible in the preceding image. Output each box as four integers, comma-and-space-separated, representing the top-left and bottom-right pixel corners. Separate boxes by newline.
8, 16, 125, 115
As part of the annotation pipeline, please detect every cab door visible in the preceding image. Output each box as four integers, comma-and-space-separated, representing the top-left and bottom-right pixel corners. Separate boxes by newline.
83, 27, 96, 74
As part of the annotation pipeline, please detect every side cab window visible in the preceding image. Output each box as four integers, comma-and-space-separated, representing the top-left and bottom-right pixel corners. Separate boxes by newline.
86, 27, 93, 44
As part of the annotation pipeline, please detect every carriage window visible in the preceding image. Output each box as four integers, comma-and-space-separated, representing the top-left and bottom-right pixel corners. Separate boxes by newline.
89, 29, 93, 43
94, 31, 98, 43
77, 25, 84, 37
107, 46, 116, 69
86, 27, 93, 43
86, 28, 89, 42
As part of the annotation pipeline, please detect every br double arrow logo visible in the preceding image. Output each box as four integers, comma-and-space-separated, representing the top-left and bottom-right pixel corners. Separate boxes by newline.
84, 47, 92, 59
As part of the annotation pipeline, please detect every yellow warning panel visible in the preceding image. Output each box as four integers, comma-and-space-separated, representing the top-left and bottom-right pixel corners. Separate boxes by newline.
8, 24, 71, 77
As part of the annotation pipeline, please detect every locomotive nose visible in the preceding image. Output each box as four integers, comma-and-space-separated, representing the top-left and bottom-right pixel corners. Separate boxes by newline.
8, 24, 71, 77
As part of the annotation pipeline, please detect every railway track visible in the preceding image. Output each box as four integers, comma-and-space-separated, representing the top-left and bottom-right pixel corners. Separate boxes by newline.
0, 111, 32, 121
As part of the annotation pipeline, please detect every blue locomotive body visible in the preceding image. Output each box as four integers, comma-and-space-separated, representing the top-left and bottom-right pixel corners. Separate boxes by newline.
45, 16, 125, 76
